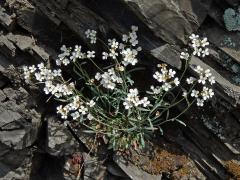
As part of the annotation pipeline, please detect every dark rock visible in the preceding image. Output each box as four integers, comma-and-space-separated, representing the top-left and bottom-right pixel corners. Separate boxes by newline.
83, 153, 107, 180
33, 0, 107, 44
107, 162, 129, 178
0, 6, 16, 31
113, 154, 162, 180
0, 34, 16, 58
125, 0, 211, 44
0, 87, 41, 150
150, 44, 182, 69
46, 116, 80, 156
0, 148, 32, 179
0, 90, 6, 102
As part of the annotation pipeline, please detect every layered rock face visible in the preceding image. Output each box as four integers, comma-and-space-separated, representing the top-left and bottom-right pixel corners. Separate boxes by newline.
1, 0, 240, 179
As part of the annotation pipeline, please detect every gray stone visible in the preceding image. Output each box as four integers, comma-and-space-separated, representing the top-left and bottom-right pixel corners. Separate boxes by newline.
0, 87, 41, 150
46, 116, 80, 156
0, 34, 16, 58
125, 0, 211, 44
0, 149, 31, 179
0, 107, 22, 127
0, 7, 16, 31
113, 154, 162, 180
83, 153, 107, 180
151, 44, 182, 69
0, 90, 6, 102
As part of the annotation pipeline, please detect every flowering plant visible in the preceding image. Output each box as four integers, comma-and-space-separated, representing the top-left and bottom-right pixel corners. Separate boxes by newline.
23, 26, 215, 150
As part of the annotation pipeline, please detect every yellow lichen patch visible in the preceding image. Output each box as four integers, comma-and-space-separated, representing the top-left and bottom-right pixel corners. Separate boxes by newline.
126, 140, 203, 178
225, 160, 240, 179
145, 149, 189, 175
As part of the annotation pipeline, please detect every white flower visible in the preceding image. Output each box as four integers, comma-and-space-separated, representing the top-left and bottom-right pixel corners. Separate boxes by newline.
102, 52, 108, 60
182, 91, 188, 97
193, 47, 202, 57
68, 96, 81, 110
29, 65, 36, 73
70, 45, 85, 61
150, 86, 162, 94
153, 71, 166, 83
108, 39, 119, 49
121, 48, 138, 66
180, 52, 190, 60
56, 45, 71, 66
208, 88, 214, 97
189, 34, 199, 40
95, 72, 101, 80
123, 101, 132, 109
173, 78, 180, 86
201, 38, 209, 47
87, 51, 95, 58
189, 34, 209, 57
168, 69, 176, 78
87, 113, 94, 120
87, 100, 96, 107
123, 88, 142, 109
141, 97, 150, 107
96, 68, 123, 90
186, 77, 195, 84
201, 87, 214, 100
198, 75, 207, 84
85, 29, 97, 44
57, 105, 68, 119
79, 105, 88, 115
208, 76, 215, 85
196, 98, 204, 106
71, 111, 80, 120
194, 65, 203, 74
37, 63, 45, 70
162, 83, 172, 91
53, 69, 62, 77
85, 29, 91, 38
204, 69, 212, 77
202, 48, 209, 57
62, 58, 70, 66
109, 49, 118, 59
115, 65, 125, 72
191, 89, 199, 98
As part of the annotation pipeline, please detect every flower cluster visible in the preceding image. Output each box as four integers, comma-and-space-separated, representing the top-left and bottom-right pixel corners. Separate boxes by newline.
95, 68, 123, 90
23, 63, 62, 82
85, 29, 97, 44
99, 26, 141, 67
56, 45, 72, 66
123, 88, 150, 109
23, 63, 76, 98
189, 34, 209, 57
153, 64, 180, 91
56, 96, 95, 121
22, 27, 216, 150
186, 65, 216, 106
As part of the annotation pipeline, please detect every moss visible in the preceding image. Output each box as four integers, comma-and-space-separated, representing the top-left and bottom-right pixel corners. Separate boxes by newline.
225, 160, 240, 179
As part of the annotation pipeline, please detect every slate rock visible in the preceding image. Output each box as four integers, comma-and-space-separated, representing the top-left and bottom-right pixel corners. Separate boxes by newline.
0, 87, 41, 150
83, 153, 107, 180
46, 116, 80, 156
125, 0, 211, 44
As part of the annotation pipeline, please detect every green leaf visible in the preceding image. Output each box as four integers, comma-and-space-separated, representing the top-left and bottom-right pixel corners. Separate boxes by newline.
175, 119, 186, 126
